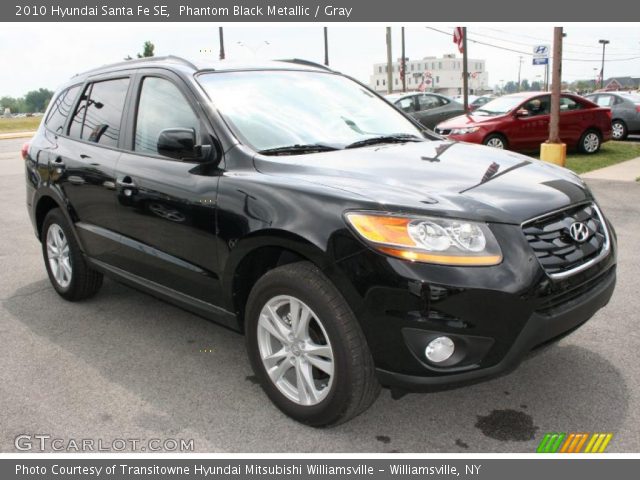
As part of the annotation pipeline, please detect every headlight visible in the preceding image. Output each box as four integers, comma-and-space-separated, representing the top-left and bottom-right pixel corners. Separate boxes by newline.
345, 212, 502, 266
450, 127, 480, 135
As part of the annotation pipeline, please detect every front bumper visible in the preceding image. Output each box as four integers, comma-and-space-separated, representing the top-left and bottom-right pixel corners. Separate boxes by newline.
333, 218, 617, 391
376, 265, 615, 390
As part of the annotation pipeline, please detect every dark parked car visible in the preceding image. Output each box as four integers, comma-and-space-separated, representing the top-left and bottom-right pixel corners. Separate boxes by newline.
585, 92, 640, 140
435, 92, 612, 153
386, 92, 464, 129
25, 57, 616, 426
469, 95, 496, 112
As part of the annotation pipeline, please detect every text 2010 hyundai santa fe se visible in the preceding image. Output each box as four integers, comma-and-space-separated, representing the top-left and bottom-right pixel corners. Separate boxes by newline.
24, 57, 616, 426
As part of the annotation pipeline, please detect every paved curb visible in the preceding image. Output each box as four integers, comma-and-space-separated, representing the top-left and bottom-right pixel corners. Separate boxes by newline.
581, 156, 640, 182
0, 131, 36, 140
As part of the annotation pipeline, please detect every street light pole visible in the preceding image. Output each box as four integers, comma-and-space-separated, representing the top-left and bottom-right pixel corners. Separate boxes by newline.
462, 27, 469, 112
219, 27, 225, 60
401, 27, 406, 93
386, 27, 393, 94
599, 39, 610, 89
517, 56, 523, 92
323, 27, 329, 66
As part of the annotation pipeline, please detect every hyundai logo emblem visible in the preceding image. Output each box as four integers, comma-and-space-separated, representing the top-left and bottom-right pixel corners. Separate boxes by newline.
569, 222, 590, 243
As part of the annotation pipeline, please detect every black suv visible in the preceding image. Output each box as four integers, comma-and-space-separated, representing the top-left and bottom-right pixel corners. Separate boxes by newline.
25, 57, 616, 426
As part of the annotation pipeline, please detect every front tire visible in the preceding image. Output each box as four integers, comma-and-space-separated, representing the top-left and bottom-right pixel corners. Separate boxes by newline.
41, 209, 103, 301
579, 129, 602, 154
245, 262, 380, 427
483, 133, 507, 150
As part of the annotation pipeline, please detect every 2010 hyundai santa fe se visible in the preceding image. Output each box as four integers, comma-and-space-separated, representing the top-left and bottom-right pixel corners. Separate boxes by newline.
24, 57, 617, 426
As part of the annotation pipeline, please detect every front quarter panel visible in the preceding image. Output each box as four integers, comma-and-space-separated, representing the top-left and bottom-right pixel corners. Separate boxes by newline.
215, 159, 378, 312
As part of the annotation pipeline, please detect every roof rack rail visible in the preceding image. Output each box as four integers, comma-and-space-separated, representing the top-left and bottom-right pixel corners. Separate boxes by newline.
74, 55, 198, 77
277, 58, 333, 71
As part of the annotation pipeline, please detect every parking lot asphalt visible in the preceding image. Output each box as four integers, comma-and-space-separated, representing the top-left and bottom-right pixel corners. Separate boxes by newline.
1, 137, 639, 453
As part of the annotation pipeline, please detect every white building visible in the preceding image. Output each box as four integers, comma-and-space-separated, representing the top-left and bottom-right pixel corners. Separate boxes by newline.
370, 53, 490, 96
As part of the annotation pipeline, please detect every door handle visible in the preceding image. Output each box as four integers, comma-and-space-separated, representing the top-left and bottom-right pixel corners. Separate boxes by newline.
116, 175, 137, 188
116, 175, 138, 197
51, 157, 65, 173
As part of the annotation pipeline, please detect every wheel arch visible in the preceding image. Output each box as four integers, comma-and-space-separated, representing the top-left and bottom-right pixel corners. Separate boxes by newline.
223, 230, 335, 331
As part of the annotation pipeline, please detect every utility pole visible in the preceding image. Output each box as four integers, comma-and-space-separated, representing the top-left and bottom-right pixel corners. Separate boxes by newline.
599, 39, 609, 89
401, 27, 406, 92
386, 27, 393, 94
517, 56, 523, 91
219, 27, 225, 60
544, 63, 549, 91
540, 27, 565, 166
323, 27, 329, 66
462, 27, 469, 112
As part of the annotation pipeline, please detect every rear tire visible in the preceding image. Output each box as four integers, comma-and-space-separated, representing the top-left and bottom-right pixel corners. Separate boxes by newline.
579, 129, 602, 154
483, 133, 508, 150
245, 261, 380, 427
611, 120, 628, 141
41, 209, 103, 301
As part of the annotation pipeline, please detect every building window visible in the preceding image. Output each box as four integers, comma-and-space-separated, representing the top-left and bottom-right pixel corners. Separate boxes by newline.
438, 62, 442, 69
376, 80, 379, 86
378, 66, 382, 73
436, 76, 440, 84
382, 79, 385, 86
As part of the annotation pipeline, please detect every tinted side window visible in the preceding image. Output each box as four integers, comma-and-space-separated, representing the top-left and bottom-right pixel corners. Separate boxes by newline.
134, 77, 200, 157
395, 97, 415, 113
417, 95, 441, 111
44, 85, 81, 134
559, 96, 582, 111
68, 78, 130, 147
594, 95, 613, 107
522, 96, 550, 116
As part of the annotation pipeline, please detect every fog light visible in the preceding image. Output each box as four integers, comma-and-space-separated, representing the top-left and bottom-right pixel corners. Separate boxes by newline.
425, 336, 455, 363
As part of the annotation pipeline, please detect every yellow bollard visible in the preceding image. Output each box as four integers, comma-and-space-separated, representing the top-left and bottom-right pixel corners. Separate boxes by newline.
540, 142, 567, 167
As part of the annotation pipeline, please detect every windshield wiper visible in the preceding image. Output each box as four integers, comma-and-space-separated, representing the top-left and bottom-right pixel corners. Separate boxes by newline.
257, 144, 340, 156
345, 134, 424, 149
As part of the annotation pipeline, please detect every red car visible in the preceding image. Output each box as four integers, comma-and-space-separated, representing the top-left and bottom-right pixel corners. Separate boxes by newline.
435, 92, 612, 154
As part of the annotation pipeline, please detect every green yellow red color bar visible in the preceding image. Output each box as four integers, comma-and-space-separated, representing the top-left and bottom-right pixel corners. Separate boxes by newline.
537, 433, 613, 453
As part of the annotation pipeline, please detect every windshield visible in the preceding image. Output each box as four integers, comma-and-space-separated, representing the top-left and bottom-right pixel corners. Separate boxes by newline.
197, 70, 424, 152
475, 96, 528, 115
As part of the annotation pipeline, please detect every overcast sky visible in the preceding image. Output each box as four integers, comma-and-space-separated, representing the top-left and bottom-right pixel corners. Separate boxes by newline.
1, 23, 639, 97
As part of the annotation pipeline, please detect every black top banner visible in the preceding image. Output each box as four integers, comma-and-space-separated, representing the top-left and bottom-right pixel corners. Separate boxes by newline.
5, 0, 640, 21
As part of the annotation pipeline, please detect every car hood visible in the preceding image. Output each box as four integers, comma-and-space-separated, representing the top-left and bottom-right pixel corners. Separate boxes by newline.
437, 113, 507, 128
254, 140, 591, 224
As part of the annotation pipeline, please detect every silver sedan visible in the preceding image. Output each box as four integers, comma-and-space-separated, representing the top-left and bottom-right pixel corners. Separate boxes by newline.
585, 92, 640, 140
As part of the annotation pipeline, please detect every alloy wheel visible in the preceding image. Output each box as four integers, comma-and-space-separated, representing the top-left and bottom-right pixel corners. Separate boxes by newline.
583, 132, 600, 153
46, 223, 72, 288
486, 137, 505, 149
612, 122, 625, 140
257, 295, 334, 406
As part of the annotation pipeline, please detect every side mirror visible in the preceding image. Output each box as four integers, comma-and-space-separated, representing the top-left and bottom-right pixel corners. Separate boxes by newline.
157, 128, 211, 162
515, 109, 530, 118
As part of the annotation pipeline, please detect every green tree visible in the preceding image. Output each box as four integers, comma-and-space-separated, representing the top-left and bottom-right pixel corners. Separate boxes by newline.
138, 41, 155, 58
504, 81, 519, 94
24, 88, 54, 112
530, 81, 542, 91
520, 79, 531, 91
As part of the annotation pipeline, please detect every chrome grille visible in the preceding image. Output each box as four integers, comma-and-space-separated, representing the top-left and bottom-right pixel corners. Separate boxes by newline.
522, 203, 609, 278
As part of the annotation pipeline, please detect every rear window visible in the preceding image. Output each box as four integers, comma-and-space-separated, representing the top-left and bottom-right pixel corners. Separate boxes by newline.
44, 85, 81, 134
620, 94, 640, 103
68, 78, 130, 147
